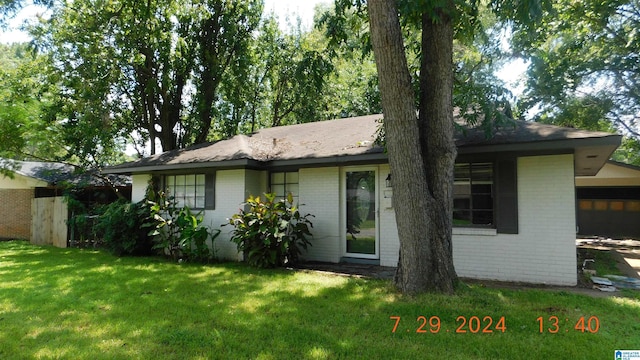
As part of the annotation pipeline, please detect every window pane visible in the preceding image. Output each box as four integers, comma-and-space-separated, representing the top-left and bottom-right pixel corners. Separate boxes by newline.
174, 188, 185, 201
454, 183, 471, 196
286, 172, 299, 183
471, 184, 492, 194
610, 201, 624, 211
272, 184, 285, 197
471, 163, 492, 183
473, 211, 493, 225
184, 196, 196, 208
196, 174, 206, 185
472, 194, 493, 210
286, 183, 299, 197
271, 172, 285, 184
453, 210, 472, 226
185, 174, 195, 186
453, 196, 471, 211
454, 164, 470, 182
454, 162, 494, 228
579, 200, 593, 210
175, 175, 186, 186
196, 196, 206, 209
594, 200, 608, 211
627, 201, 640, 212
166, 176, 175, 186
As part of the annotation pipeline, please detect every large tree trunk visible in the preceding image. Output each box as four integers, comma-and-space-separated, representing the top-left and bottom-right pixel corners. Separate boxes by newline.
418, 3, 458, 293
368, 0, 457, 294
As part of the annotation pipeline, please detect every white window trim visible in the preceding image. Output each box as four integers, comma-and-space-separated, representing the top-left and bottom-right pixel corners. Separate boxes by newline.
453, 227, 498, 236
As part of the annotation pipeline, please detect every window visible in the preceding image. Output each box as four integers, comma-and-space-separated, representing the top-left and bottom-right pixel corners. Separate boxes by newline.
270, 172, 299, 200
454, 163, 493, 227
164, 174, 214, 209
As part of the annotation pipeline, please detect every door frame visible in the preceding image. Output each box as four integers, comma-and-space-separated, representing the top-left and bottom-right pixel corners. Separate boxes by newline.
342, 166, 380, 259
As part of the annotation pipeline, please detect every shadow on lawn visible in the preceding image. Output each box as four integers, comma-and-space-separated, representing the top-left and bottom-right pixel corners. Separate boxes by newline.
1, 241, 639, 359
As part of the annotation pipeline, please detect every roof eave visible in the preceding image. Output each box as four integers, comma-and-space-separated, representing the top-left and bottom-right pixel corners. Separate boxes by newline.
457, 135, 621, 154
105, 158, 263, 174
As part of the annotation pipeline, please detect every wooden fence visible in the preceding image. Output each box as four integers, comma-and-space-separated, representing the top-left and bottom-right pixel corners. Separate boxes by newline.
31, 197, 68, 248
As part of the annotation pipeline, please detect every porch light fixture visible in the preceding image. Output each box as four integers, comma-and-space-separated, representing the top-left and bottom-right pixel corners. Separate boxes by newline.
385, 173, 392, 188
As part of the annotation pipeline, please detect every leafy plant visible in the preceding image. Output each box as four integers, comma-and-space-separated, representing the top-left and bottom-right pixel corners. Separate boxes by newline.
93, 199, 154, 256
147, 190, 218, 263
174, 207, 220, 263
227, 193, 314, 268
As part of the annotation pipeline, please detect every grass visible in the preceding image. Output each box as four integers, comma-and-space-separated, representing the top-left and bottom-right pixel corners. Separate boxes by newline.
578, 247, 623, 276
1, 241, 639, 359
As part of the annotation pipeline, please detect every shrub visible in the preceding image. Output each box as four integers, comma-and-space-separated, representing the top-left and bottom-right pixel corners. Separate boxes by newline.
147, 191, 219, 263
227, 193, 313, 268
93, 199, 154, 256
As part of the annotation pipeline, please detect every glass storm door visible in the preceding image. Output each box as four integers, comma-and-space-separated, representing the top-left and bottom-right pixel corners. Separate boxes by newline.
345, 170, 378, 258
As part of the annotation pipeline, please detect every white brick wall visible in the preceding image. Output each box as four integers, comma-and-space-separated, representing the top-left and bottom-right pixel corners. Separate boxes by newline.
202, 169, 249, 261
132, 170, 266, 261
452, 154, 577, 285
128, 153, 578, 285
131, 174, 152, 203
299, 167, 342, 263
378, 154, 577, 285
379, 164, 399, 267
244, 169, 268, 200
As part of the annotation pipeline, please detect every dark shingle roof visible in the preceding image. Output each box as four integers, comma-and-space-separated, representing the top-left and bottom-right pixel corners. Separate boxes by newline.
106, 114, 621, 175
1, 159, 130, 187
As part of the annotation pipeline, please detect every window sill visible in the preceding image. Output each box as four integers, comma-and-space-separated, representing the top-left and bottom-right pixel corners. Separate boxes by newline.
452, 227, 497, 236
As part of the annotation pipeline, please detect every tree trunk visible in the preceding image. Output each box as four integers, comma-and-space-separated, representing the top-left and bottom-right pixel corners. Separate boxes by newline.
418, 3, 458, 293
368, 0, 457, 294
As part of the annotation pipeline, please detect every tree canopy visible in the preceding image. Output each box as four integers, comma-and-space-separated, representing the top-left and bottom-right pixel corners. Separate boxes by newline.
0, 0, 381, 165
512, 0, 640, 164
0, 43, 62, 162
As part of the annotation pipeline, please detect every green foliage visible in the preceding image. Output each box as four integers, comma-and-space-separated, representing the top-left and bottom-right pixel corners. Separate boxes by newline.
34, 0, 263, 155
1, 241, 639, 359
321, 0, 521, 131
228, 193, 314, 268
0, 43, 63, 163
92, 199, 154, 256
147, 190, 219, 263
513, 0, 640, 147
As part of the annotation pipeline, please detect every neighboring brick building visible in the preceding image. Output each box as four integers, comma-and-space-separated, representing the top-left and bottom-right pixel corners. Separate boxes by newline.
0, 187, 36, 240
0, 161, 71, 240
0, 160, 131, 243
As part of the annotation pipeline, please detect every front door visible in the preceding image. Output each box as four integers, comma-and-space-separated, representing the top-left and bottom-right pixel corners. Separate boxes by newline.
344, 169, 378, 259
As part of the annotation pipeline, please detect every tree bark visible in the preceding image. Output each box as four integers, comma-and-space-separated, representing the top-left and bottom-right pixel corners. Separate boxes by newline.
418, 3, 458, 293
368, 0, 457, 294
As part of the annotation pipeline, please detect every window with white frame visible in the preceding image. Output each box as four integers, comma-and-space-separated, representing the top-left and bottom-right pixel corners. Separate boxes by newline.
453, 163, 494, 227
165, 174, 210, 209
270, 172, 299, 200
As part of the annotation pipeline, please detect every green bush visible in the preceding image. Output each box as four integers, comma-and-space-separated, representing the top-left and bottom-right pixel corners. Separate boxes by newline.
227, 193, 314, 268
147, 191, 219, 263
93, 199, 154, 256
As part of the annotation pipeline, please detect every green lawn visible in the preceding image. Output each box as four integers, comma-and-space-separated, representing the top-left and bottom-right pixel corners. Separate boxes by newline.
1, 241, 639, 359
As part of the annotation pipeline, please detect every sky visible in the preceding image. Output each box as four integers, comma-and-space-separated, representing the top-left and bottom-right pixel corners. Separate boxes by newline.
0, 0, 330, 43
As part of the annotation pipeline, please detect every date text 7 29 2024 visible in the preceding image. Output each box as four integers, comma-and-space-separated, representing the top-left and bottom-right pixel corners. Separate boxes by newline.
389, 315, 600, 334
